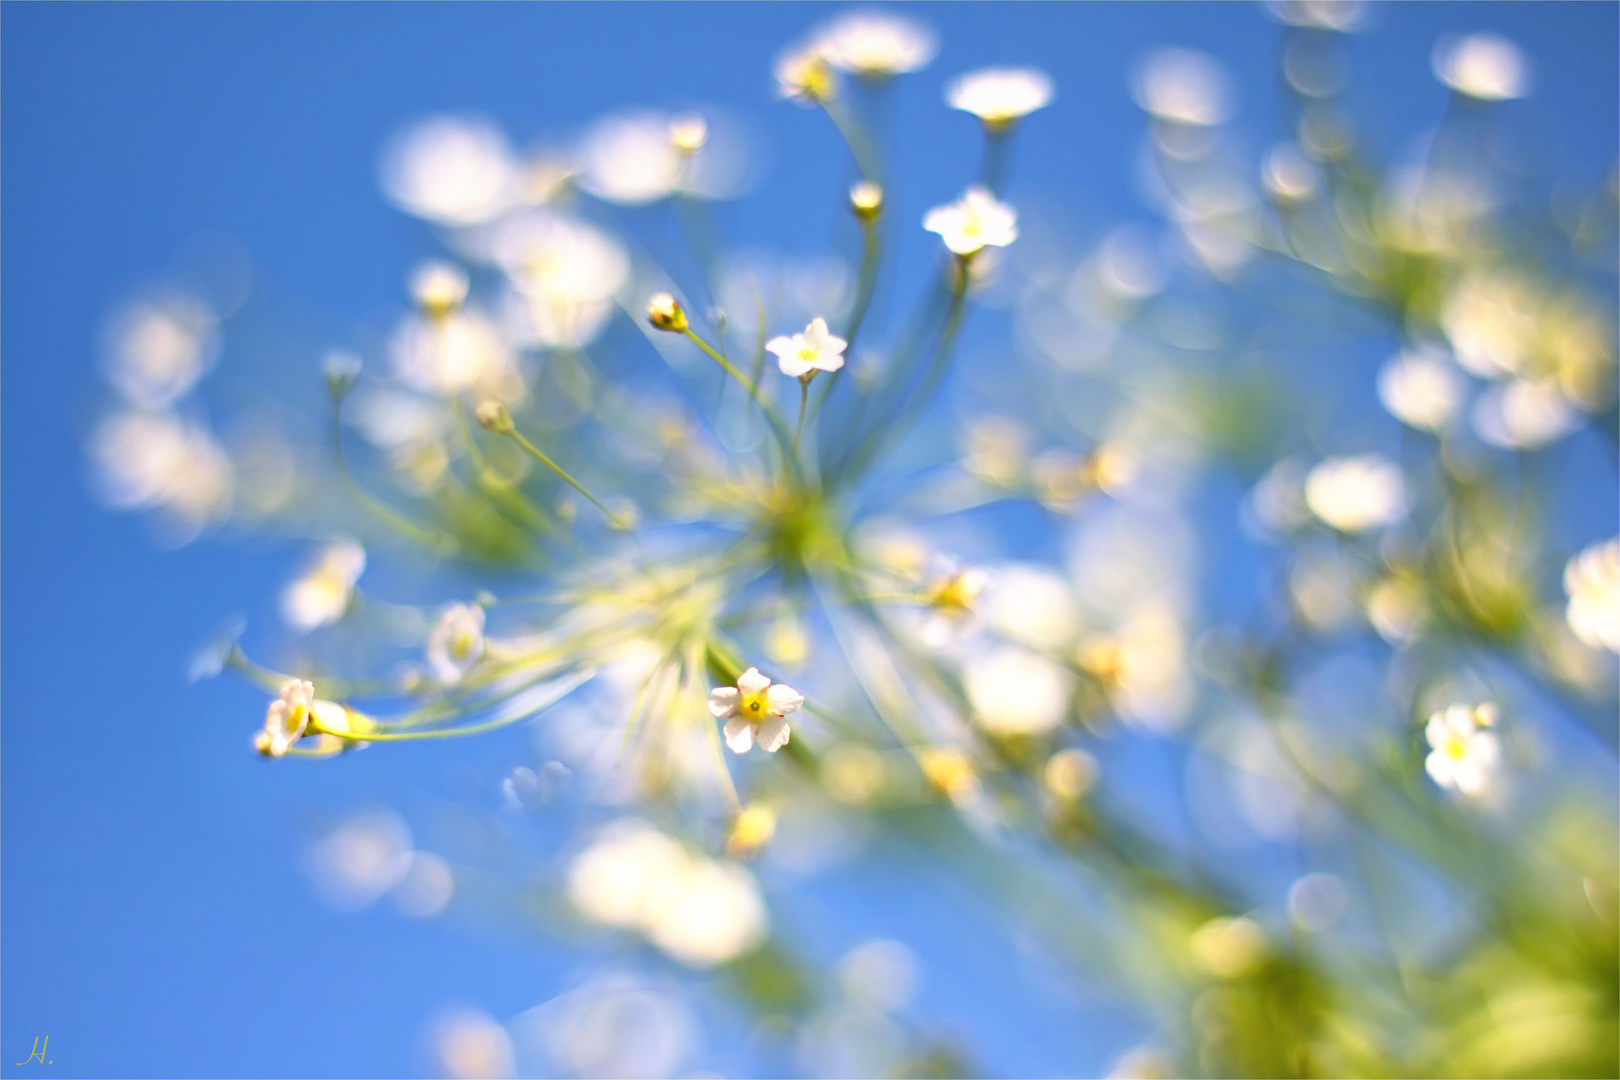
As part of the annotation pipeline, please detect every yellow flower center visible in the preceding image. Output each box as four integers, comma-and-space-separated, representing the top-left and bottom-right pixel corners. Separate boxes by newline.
1443, 733, 1469, 760
740, 689, 770, 721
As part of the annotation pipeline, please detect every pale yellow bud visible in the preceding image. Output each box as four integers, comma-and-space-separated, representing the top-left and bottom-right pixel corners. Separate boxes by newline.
850, 179, 884, 221
669, 114, 709, 155
475, 400, 513, 434
646, 293, 689, 333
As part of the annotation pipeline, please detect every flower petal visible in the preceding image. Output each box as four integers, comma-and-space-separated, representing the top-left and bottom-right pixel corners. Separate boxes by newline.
1424, 749, 1454, 787
765, 335, 797, 360
708, 686, 740, 719
777, 354, 813, 378
765, 683, 804, 716
724, 718, 755, 753
756, 716, 791, 753
737, 667, 771, 695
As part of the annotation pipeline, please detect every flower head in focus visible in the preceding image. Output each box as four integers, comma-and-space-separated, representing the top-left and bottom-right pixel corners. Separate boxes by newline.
1564, 538, 1620, 654
1433, 33, 1531, 101
1423, 703, 1501, 796
767, 317, 847, 378
946, 67, 1054, 130
924, 186, 1018, 257
257, 679, 315, 757
281, 539, 366, 631
816, 10, 937, 78
1304, 456, 1406, 533
427, 602, 486, 685
709, 667, 802, 753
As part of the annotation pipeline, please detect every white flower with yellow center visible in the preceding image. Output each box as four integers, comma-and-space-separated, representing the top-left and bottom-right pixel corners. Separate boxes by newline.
410, 261, 470, 320
775, 44, 839, 104
709, 667, 802, 754
281, 539, 366, 631
1303, 456, 1406, 533
945, 68, 1054, 129
817, 10, 937, 78
1423, 703, 1501, 796
766, 317, 847, 379
1564, 538, 1620, 654
257, 679, 314, 757
427, 602, 487, 685
1377, 348, 1465, 431
924, 186, 1018, 257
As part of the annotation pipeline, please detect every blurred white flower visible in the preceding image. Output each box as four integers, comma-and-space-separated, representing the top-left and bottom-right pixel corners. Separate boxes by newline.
427, 602, 486, 685
381, 115, 519, 226
1564, 538, 1620, 654
1433, 33, 1531, 101
1441, 272, 1535, 379
495, 212, 629, 348
89, 408, 233, 541
1133, 48, 1233, 126
1261, 143, 1321, 203
1377, 348, 1465, 431
567, 820, 766, 967
281, 538, 366, 631
432, 1009, 515, 1080
924, 185, 1018, 257
1304, 456, 1406, 533
1044, 747, 1100, 800
1265, 0, 1368, 32
838, 939, 919, 1012
709, 667, 801, 753
965, 647, 1073, 736
775, 42, 839, 104
391, 308, 520, 398
256, 679, 314, 757
409, 260, 470, 318
1246, 457, 1312, 535
980, 565, 1079, 651
393, 852, 455, 918
817, 10, 937, 77
576, 110, 746, 205
767, 317, 847, 378
514, 974, 695, 1080
1423, 703, 1501, 796
946, 67, 1054, 127
1472, 379, 1580, 449
921, 565, 990, 647
308, 808, 414, 910
102, 292, 219, 407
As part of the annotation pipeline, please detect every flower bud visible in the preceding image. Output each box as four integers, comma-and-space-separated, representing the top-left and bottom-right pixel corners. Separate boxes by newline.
324, 350, 362, 398
475, 400, 513, 434
646, 293, 689, 333
850, 179, 884, 221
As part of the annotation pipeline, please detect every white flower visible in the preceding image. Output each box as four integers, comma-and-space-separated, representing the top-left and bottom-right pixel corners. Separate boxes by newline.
380, 114, 519, 226
102, 292, 219, 408
281, 539, 366, 631
923, 186, 1018, 257
1564, 538, 1620, 654
1377, 348, 1465, 431
495, 212, 629, 348
1433, 33, 1531, 101
775, 43, 838, 104
766, 317, 847, 378
1304, 456, 1406, 533
256, 679, 314, 757
1264, 0, 1368, 32
567, 821, 766, 967
1133, 48, 1233, 126
1261, 143, 1321, 203
946, 67, 1054, 127
427, 603, 486, 684
708, 667, 802, 753
1442, 272, 1536, 379
576, 111, 746, 205
922, 565, 991, 647
965, 647, 1074, 736
390, 308, 520, 398
816, 10, 937, 77
89, 408, 233, 542
1423, 703, 1501, 796
1472, 379, 1580, 449
409, 261, 470, 318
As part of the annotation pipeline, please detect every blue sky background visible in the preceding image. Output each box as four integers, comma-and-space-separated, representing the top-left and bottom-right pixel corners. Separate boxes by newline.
4, 3, 1616, 1077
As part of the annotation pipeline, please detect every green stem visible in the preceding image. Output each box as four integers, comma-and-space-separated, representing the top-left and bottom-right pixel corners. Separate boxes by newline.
502, 427, 633, 533
683, 326, 796, 463
329, 393, 457, 556
791, 377, 811, 464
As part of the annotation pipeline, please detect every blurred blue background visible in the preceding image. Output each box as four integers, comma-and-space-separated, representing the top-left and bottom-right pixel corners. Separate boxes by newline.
3, 3, 1615, 1076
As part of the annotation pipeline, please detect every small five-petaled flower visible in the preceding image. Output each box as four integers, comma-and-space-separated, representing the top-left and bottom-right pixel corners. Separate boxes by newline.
710, 667, 803, 754
767, 317, 847, 379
